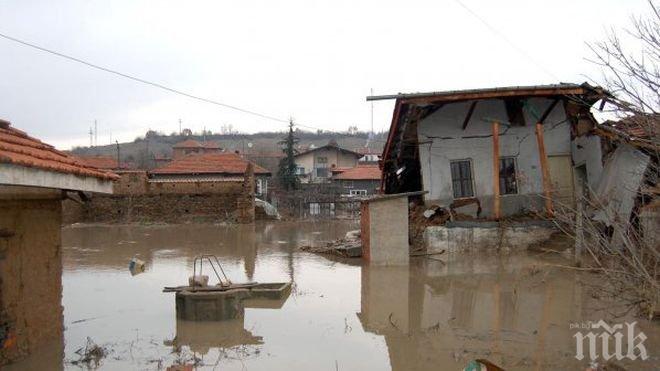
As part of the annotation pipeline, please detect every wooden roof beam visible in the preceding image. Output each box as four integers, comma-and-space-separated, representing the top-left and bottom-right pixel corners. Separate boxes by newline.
462, 101, 477, 130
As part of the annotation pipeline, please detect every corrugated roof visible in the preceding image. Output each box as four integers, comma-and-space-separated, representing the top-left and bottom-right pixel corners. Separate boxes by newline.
0, 120, 118, 180
150, 152, 270, 175
333, 165, 381, 180
173, 139, 203, 148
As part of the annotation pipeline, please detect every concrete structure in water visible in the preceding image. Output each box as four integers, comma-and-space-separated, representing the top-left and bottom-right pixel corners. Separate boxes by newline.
0, 119, 116, 366
360, 193, 415, 265
173, 283, 292, 321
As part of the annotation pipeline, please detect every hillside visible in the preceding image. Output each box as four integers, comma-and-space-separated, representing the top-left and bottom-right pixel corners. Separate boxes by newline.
70, 129, 388, 169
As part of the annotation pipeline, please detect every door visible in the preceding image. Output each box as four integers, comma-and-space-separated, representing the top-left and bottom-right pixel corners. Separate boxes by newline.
547, 155, 575, 208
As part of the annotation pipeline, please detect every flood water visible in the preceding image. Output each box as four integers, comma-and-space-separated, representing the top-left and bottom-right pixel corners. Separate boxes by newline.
8, 220, 659, 370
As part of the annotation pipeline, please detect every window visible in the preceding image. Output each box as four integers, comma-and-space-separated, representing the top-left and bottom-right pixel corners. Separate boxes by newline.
450, 160, 474, 199
296, 167, 305, 175
256, 179, 263, 195
317, 157, 328, 164
499, 157, 518, 195
316, 167, 328, 178
349, 189, 367, 196
309, 203, 320, 215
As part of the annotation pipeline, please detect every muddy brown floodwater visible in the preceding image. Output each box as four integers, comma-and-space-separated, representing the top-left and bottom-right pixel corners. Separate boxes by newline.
6, 220, 659, 370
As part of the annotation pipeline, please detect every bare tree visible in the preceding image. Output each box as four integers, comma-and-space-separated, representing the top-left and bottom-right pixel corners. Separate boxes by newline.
565, 0, 660, 318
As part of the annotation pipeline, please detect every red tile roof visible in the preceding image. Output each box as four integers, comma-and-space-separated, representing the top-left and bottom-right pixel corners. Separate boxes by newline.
333, 165, 381, 180
202, 141, 221, 149
150, 152, 270, 175
0, 120, 118, 180
173, 139, 203, 148
76, 155, 125, 170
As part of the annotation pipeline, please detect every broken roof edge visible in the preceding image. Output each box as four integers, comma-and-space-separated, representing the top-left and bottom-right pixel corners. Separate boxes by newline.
366, 82, 610, 103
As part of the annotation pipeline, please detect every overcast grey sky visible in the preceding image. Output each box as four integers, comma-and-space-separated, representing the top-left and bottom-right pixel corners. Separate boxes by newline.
0, 0, 651, 149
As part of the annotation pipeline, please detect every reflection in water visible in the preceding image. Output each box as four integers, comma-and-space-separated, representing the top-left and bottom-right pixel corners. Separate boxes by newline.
6, 221, 659, 370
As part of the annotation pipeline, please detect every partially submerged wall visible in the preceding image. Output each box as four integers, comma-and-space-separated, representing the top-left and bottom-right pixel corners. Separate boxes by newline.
0, 197, 63, 365
424, 221, 555, 253
361, 196, 409, 265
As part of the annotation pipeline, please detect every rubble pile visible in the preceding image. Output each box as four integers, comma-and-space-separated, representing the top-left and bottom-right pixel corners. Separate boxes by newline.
299, 230, 362, 258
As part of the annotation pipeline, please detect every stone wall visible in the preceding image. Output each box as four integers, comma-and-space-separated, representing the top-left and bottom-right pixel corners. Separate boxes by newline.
423, 221, 555, 253
0, 198, 63, 365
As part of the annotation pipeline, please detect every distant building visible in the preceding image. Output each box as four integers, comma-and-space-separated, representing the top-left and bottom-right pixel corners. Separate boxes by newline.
0, 119, 116, 365
332, 164, 382, 196
172, 139, 222, 159
150, 152, 271, 198
293, 140, 362, 183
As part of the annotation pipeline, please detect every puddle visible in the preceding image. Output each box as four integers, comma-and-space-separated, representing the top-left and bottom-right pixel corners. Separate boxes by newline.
6, 220, 659, 370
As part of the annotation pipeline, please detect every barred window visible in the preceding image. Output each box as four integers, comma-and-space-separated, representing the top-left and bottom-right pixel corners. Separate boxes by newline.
450, 160, 474, 198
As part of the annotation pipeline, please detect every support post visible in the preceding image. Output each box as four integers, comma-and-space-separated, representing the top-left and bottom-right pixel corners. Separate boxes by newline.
492, 122, 501, 220
574, 188, 584, 267
535, 123, 554, 217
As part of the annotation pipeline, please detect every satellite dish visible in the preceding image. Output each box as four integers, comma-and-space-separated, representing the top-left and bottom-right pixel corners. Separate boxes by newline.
247, 142, 253, 148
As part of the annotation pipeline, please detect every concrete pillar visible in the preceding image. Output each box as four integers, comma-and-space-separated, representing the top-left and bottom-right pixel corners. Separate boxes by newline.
361, 196, 409, 265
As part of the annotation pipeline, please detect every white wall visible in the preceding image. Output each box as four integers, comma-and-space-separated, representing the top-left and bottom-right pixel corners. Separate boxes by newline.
417, 98, 570, 215
571, 134, 603, 190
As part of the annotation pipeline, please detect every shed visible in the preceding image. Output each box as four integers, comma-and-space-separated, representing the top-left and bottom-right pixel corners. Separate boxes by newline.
0, 119, 116, 365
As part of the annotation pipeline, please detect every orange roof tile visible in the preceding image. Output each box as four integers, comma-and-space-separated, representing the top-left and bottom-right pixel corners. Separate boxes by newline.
0, 120, 118, 180
333, 165, 381, 180
173, 139, 203, 148
76, 155, 125, 170
150, 152, 270, 175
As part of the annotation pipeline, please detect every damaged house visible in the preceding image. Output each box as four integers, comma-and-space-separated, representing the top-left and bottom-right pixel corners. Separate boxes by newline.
372, 83, 611, 219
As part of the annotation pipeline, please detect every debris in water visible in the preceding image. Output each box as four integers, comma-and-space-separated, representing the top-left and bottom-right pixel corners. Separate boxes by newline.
300, 230, 362, 258
70, 337, 108, 368
463, 359, 505, 371
128, 257, 146, 275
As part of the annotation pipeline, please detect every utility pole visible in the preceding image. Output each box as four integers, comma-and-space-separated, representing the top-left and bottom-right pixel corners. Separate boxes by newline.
94, 119, 98, 147
370, 88, 374, 135
179, 118, 182, 135
89, 127, 93, 147
116, 140, 121, 169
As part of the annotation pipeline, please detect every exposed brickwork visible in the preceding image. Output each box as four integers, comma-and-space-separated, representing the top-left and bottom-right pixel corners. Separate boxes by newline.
236, 163, 256, 224
0, 198, 63, 365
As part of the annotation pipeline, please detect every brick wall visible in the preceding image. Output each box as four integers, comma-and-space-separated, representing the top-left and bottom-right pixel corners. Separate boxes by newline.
0, 198, 63, 365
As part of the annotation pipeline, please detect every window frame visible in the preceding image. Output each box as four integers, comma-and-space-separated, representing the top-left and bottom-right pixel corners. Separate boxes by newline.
499, 156, 519, 195
349, 189, 367, 196
449, 159, 476, 199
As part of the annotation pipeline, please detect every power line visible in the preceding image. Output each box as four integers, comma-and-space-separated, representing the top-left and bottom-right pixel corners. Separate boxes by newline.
0, 31, 392, 143
0, 32, 291, 124
452, 0, 559, 80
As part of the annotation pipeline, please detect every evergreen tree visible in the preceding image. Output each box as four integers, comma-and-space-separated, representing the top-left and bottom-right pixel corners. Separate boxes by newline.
277, 120, 300, 190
